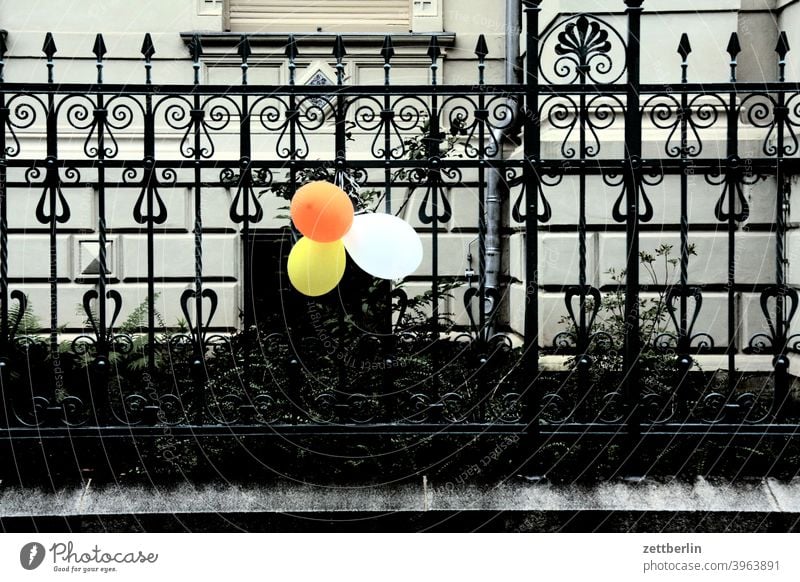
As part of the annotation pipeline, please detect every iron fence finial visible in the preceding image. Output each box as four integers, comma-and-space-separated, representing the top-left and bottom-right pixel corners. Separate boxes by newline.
427, 35, 442, 62
238, 34, 251, 62
189, 33, 203, 62
141, 33, 156, 60
776, 31, 789, 82
726, 32, 741, 82
380, 35, 394, 62
333, 35, 346, 84
677, 33, 691, 61
726, 32, 741, 60
238, 35, 251, 84
776, 31, 789, 60
42, 32, 56, 59
285, 34, 298, 62
333, 35, 347, 61
92, 33, 107, 60
474, 34, 489, 60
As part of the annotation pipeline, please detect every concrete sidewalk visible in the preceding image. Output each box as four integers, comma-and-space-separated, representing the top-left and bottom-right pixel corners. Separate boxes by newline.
1, 477, 799, 517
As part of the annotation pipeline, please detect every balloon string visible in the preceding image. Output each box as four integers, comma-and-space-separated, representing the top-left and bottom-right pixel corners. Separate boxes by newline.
334, 169, 367, 216
334, 169, 361, 197
334, 169, 346, 190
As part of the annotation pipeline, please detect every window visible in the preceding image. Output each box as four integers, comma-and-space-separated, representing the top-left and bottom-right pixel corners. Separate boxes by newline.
226, 0, 412, 33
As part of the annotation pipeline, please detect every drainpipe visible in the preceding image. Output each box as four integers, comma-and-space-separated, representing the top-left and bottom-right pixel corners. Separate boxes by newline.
484, 0, 521, 324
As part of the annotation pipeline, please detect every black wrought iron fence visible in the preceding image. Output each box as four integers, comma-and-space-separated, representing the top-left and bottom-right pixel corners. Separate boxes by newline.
1, 1, 800, 469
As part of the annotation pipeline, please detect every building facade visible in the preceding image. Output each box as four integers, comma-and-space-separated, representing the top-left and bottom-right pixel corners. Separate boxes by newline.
0, 0, 797, 371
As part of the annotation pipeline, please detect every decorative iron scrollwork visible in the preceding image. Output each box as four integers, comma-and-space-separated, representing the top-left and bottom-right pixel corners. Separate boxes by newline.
539, 14, 627, 85
508, 165, 556, 225
654, 286, 715, 352
706, 161, 763, 223
224, 164, 268, 224
132, 162, 169, 225
747, 286, 800, 354
415, 165, 457, 225
607, 161, 658, 223
439, 95, 518, 159
33, 163, 75, 224
60, 95, 141, 159
643, 93, 725, 158
552, 285, 602, 352
3, 94, 46, 158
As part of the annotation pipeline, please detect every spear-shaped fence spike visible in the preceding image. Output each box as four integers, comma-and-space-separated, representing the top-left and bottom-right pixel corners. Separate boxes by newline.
677, 33, 691, 83
141, 33, 155, 84
380, 35, 394, 85
475, 34, 488, 84
0, 30, 7, 83
776, 31, 789, 82
92, 33, 107, 60
93, 33, 106, 83
141, 32, 155, 60
238, 34, 251, 62
188, 34, 203, 84
285, 34, 298, 62
333, 35, 346, 61
776, 31, 790, 61
333, 35, 346, 84
286, 35, 298, 84
427, 34, 442, 62
42, 32, 56, 83
726, 32, 741, 60
238, 34, 251, 84
0, 30, 9, 61
380, 35, 394, 62
189, 33, 202, 62
677, 33, 691, 61
42, 32, 57, 59
474, 34, 489, 60
727, 32, 741, 82
427, 35, 441, 85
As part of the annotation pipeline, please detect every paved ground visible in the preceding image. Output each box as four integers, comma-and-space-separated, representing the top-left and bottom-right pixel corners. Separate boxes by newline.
2, 476, 800, 517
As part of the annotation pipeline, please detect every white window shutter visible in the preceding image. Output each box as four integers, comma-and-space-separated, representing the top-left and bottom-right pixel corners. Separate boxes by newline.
228, 0, 411, 32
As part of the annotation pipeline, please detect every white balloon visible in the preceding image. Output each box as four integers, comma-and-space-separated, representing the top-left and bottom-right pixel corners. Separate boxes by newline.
343, 213, 423, 279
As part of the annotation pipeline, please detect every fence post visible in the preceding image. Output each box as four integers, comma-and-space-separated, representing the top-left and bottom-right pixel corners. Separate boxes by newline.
238, 37, 254, 330
90, 33, 111, 423
0, 30, 7, 428
333, 35, 348, 404
40, 32, 66, 426
426, 35, 443, 339
623, 0, 644, 473
521, 0, 542, 479
142, 36, 159, 378
773, 32, 790, 422
723, 33, 741, 418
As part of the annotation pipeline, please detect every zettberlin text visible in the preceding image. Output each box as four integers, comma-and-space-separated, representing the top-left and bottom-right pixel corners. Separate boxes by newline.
642, 543, 702, 554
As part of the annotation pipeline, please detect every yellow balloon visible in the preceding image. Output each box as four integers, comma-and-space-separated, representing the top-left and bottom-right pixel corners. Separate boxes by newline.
287, 237, 346, 297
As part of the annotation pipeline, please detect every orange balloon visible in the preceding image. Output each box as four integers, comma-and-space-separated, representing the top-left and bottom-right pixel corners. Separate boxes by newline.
290, 181, 354, 242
